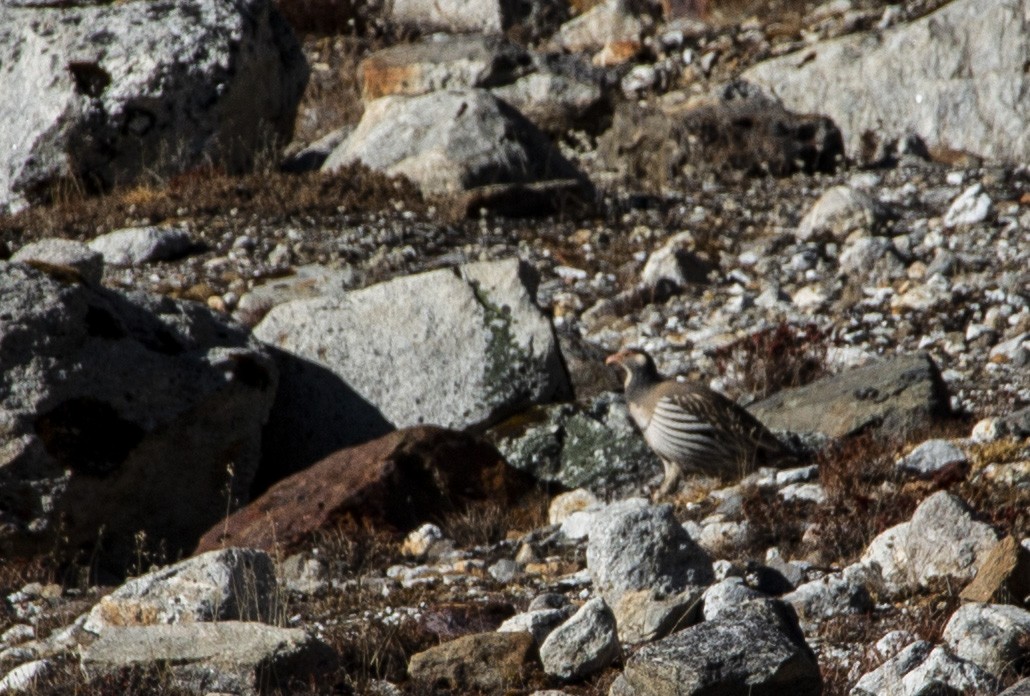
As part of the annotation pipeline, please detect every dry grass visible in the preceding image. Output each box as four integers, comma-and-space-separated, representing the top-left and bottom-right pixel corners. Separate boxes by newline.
714, 322, 828, 401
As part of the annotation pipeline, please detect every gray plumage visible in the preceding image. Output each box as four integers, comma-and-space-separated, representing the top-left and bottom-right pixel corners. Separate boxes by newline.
607, 349, 794, 496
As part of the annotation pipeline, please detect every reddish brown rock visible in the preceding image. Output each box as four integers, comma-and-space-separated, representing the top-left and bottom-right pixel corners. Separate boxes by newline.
407, 631, 535, 691
960, 536, 1030, 606
195, 426, 530, 554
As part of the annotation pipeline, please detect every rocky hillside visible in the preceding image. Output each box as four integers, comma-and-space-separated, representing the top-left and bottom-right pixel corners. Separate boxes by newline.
0, 0, 1028, 694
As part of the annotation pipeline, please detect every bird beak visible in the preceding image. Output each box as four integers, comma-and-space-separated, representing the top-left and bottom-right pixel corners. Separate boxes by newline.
605, 351, 625, 366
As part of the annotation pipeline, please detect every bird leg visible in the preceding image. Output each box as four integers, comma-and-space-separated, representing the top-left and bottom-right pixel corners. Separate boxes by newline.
653, 459, 683, 501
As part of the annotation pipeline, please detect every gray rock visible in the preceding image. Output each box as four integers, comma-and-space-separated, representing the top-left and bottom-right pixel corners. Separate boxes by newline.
488, 559, 520, 583
492, 53, 609, 135
944, 183, 993, 228
359, 35, 531, 102
539, 597, 619, 680
748, 352, 950, 439
322, 89, 585, 197
0, 0, 306, 213
234, 263, 358, 326
701, 577, 765, 621
861, 491, 999, 595
557, 0, 655, 54
743, 0, 1030, 163
80, 622, 336, 696
280, 126, 352, 173
0, 263, 277, 571
839, 237, 906, 281
497, 608, 570, 645
279, 553, 329, 596
852, 643, 996, 696
796, 185, 889, 241
640, 232, 714, 290
989, 332, 1029, 370
0, 659, 51, 694
942, 603, 1030, 677
610, 602, 820, 696
487, 392, 660, 495
386, 0, 565, 38
587, 499, 712, 643
782, 565, 873, 627
896, 439, 968, 478
407, 632, 535, 692
88, 226, 193, 267
83, 548, 279, 635
587, 499, 713, 605
10, 239, 103, 284
1001, 678, 1030, 696
254, 258, 569, 474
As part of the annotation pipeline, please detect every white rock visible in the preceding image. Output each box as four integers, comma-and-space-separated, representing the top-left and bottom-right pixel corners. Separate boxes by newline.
549, 489, 600, 525
89, 226, 193, 266
11, 238, 103, 284
942, 603, 1030, 676
401, 524, 445, 558
0, 659, 51, 694
796, 185, 886, 240
896, 439, 968, 478
539, 597, 619, 680
944, 184, 992, 228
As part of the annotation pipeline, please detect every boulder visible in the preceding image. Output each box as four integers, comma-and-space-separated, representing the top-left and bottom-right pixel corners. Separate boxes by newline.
195, 427, 530, 554
959, 536, 1030, 605
609, 602, 821, 696
254, 258, 570, 477
743, 0, 1030, 163
539, 597, 619, 680
942, 603, 1030, 677
0, 262, 277, 572
0, 0, 306, 212
487, 392, 661, 495
795, 185, 890, 241
80, 622, 336, 696
861, 491, 999, 595
83, 549, 278, 635
597, 82, 843, 189
586, 499, 712, 642
896, 439, 969, 479
747, 352, 950, 439
407, 631, 534, 692
321, 89, 586, 201
88, 226, 193, 267
852, 642, 996, 696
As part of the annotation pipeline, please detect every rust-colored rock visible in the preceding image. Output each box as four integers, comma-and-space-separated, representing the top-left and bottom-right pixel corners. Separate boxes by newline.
195, 426, 530, 554
960, 536, 1030, 606
407, 631, 535, 692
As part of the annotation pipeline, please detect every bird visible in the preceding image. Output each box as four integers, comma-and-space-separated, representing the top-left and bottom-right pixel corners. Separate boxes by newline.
606, 348, 795, 498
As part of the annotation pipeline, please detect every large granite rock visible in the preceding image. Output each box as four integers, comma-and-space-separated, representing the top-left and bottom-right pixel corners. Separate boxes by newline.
407, 631, 534, 692
0, 0, 306, 212
748, 352, 951, 439
254, 258, 570, 477
0, 262, 277, 573
743, 0, 1030, 163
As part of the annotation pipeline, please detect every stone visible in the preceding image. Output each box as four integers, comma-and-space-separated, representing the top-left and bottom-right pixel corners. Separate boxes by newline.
701, 578, 766, 621
0, 659, 51, 693
942, 603, 1030, 677
0, 0, 306, 213
487, 392, 661, 496
960, 536, 1030, 605
279, 553, 329, 596
587, 499, 713, 605
385, 0, 565, 38
83, 548, 278, 635
1001, 678, 1030, 696
548, 489, 600, 525
556, 0, 656, 54
539, 597, 619, 680
839, 237, 906, 281
944, 183, 993, 228
10, 239, 103, 285
80, 622, 337, 696
196, 427, 529, 553
782, 565, 873, 627
610, 602, 821, 696
400, 524, 445, 559
491, 53, 609, 135
497, 608, 570, 645
796, 185, 889, 241
88, 226, 193, 267
322, 89, 585, 197
640, 232, 715, 290
613, 586, 704, 645
852, 644, 996, 696
597, 82, 843, 189
896, 439, 968, 478
743, 0, 1030, 163
254, 258, 570, 477
748, 352, 950, 439
359, 35, 531, 102
0, 263, 277, 572
407, 631, 534, 692
861, 491, 999, 595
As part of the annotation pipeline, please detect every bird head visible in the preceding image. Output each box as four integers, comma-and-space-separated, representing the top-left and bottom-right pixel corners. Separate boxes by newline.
605, 349, 660, 388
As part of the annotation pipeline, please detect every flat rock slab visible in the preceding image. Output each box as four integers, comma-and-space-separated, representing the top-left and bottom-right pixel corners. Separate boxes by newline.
195, 426, 530, 554
81, 622, 337, 696
407, 631, 534, 692
748, 352, 950, 438
254, 258, 570, 476
743, 0, 1030, 163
